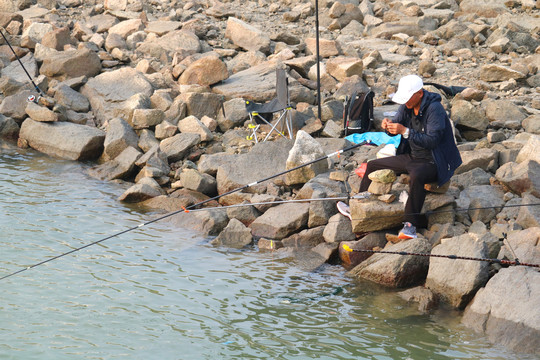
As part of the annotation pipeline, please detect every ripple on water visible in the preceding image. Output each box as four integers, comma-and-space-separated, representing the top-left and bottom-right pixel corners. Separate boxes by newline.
0, 143, 536, 360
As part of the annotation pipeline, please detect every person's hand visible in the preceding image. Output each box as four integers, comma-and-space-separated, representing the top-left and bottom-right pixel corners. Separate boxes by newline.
381, 118, 390, 131
385, 122, 407, 135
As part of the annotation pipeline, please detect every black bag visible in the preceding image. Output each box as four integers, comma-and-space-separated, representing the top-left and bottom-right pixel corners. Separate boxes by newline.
343, 90, 374, 136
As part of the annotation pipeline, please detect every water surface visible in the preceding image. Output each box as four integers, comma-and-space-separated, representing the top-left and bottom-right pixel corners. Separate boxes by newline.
0, 142, 532, 359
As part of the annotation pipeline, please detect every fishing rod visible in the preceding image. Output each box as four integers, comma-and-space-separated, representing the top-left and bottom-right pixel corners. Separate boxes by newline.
341, 244, 540, 268
0, 141, 368, 281
0, 27, 46, 102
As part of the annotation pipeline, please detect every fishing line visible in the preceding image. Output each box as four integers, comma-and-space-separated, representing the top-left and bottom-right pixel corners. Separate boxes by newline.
0, 27, 46, 99
341, 244, 540, 268
0, 142, 368, 281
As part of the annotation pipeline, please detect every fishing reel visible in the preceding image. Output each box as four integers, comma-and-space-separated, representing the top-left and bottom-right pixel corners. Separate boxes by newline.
27, 94, 41, 104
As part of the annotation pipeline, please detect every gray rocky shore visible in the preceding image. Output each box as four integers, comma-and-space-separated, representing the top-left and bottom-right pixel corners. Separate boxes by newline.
0, 0, 539, 354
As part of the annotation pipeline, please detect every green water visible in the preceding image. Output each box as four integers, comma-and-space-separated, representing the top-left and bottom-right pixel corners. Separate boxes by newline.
0, 142, 533, 359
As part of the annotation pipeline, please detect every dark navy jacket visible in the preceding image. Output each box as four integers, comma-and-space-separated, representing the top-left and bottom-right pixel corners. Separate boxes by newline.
393, 90, 462, 186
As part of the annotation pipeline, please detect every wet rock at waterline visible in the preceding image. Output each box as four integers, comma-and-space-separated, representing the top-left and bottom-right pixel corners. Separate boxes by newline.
19, 119, 104, 160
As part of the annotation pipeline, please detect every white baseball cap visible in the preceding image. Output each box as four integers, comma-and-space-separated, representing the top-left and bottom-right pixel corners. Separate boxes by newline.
392, 75, 423, 104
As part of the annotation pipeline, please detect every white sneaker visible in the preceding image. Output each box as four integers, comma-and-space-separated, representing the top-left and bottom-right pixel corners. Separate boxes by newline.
337, 201, 352, 220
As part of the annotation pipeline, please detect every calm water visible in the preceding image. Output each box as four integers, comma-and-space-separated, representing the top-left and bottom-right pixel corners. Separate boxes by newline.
0, 141, 533, 360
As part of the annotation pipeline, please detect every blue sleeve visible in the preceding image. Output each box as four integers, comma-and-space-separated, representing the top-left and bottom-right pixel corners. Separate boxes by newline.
408, 103, 446, 150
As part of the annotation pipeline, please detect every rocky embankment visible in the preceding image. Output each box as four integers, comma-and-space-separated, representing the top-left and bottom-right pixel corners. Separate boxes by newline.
0, 0, 539, 354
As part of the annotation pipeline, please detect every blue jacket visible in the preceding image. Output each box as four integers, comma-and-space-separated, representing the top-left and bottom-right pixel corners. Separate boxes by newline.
393, 90, 462, 186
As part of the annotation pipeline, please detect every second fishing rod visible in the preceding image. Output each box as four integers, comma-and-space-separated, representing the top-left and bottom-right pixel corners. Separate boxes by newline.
0, 141, 369, 281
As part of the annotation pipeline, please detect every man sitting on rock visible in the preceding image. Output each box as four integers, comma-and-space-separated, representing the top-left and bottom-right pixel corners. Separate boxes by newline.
357, 74, 462, 239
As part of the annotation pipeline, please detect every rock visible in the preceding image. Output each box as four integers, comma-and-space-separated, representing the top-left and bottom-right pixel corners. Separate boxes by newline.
180, 168, 217, 196
138, 29, 201, 59
88, 146, 141, 181
398, 286, 439, 313
455, 148, 498, 174
282, 226, 325, 248
323, 213, 356, 243
155, 120, 177, 140
0, 90, 33, 120
19, 119, 104, 160
339, 232, 388, 268
325, 57, 363, 82
483, 99, 527, 124
522, 115, 540, 135
179, 56, 229, 86
516, 135, 540, 164
350, 198, 403, 233
348, 237, 431, 288
1, 53, 38, 84
462, 267, 540, 355
516, 196, 540, 233
495, 160, 540, 198
459, 0, 509, 17
216, 139, 293, 194
211, 218, 253, 248
451, 168, 491, 190
226, 201, 260, 226
159, 133, 201, 163
451, 100, 488, 132
468, 186, 505, 223
145, 20, 182, 36
130, 109, 164, 130
118, 179, 164, 202
108, 19, 144, 39
40, 48, 101, 81
321, 120, 342, 138
305, 38, 340, 58
368, 169, 396, 183
0, 114, 19, 139
480, 64, 526, 82
250, 202, 310, 240
178, 115, 213, 142
81, 67, 154, 126
103, 117, 139, 161
426, 234, 489, 309
25, 101, 58, 122
138, 129, 160, 153
41, 27, 73, 51
285, 130, 328, 185
216, 98, 248, 132
225, 17, 271, 54
54, 84, 90, 113
169, 208, 229, 237
308, 190, 338, 227
179, 92, 225, 120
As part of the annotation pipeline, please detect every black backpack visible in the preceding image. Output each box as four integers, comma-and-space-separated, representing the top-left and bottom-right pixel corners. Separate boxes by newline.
343, 90, 374, 136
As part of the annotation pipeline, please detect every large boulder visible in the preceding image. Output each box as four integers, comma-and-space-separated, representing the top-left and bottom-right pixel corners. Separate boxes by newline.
225, 17, 271, 54
425, 234, 489, 309
462, 267, 540, 355
159, 133, 201, 163
216, 139, 293, 195
350, 198, 404, 233
178, 56, 229, 86
495, 160, 540, 198
137, 29, 201, 58
80, 67, 154, 126
19, 119, 104, 160
211, 218, 253, 248
39, 48, 101, 81
88, 146, 142, 181
348, 237, 431, 287
250, 202, 310, 240
102, 117, 139, 161
1, 53, 38, 84
285, 130, 328, 185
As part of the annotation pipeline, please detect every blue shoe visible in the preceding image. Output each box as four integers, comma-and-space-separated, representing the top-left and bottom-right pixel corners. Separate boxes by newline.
398, 222, 417, 240
337, 201, 352, 220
